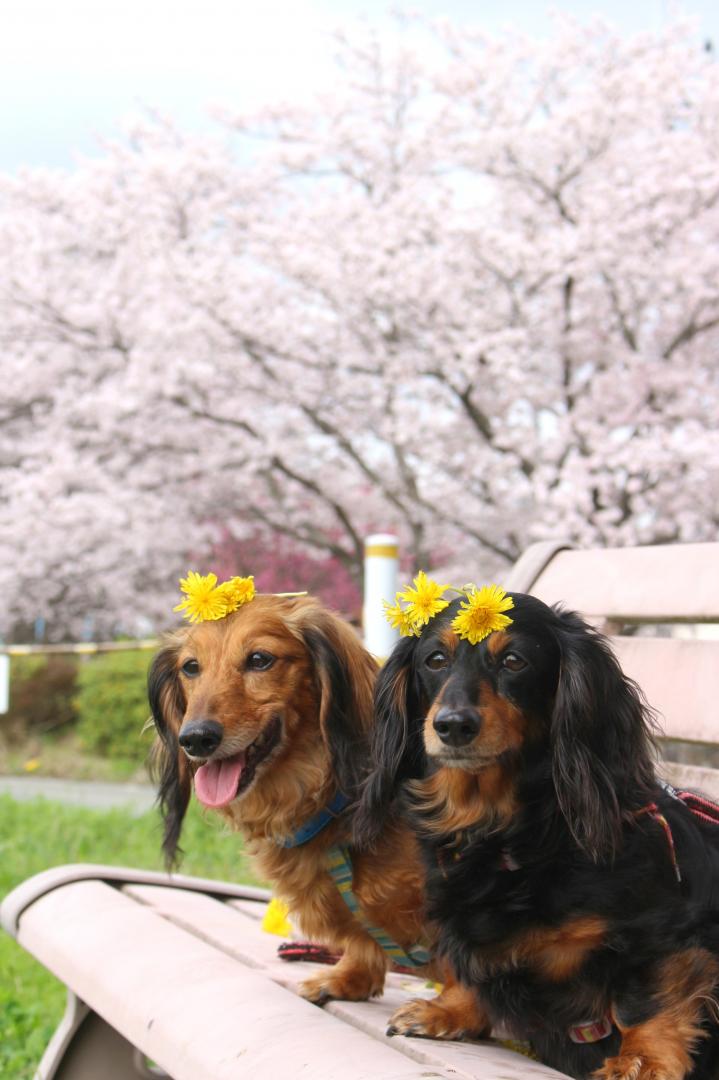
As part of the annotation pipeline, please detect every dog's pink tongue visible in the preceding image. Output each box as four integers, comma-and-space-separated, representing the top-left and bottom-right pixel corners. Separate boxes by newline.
194, 753, 245, 808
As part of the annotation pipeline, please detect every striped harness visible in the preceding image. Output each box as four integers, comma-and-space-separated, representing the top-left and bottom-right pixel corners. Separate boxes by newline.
326, 844, 431, 969
281, 795, 430, 970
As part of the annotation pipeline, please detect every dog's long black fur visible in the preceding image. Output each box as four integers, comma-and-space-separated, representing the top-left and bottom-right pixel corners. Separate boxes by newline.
356, 593, 719, 1079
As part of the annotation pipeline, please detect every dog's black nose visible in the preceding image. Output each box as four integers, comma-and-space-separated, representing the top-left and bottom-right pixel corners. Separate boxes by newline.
178, 720, 224, 758
433, 707, 480, 747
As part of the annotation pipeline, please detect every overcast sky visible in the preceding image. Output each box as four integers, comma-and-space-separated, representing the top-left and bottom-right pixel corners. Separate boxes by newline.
3, 0, 718, 172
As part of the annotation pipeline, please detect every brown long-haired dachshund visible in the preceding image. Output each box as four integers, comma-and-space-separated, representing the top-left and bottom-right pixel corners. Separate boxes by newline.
357, 593, 719, 1077
149, 592, 483, 1026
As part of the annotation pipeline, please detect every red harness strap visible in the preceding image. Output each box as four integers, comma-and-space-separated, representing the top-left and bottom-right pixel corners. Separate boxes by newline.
635, 784, 719, 885
675, 790, 719, 827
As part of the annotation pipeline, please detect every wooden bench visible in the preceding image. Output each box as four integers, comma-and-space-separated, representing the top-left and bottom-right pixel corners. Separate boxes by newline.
2, 540, 717, 1079
1, 866, 565, 1080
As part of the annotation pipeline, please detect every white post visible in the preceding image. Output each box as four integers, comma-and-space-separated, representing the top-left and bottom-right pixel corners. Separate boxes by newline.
363, 533, 399, 658
0, 654, 9, 714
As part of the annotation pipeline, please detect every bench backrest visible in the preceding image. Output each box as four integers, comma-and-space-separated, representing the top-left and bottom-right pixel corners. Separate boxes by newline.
502, 541, 719, 747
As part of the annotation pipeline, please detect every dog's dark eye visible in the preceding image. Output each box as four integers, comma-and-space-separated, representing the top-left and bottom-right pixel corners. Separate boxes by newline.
246, 651, 275, 671
181, 659, 200, 678
426, 651, 449, 671
502, 653, 526, 672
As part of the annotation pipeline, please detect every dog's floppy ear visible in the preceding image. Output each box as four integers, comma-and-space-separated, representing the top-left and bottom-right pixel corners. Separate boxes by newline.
550, 609, 657, 862
148, 637, 191, 868
299, 608, 377, 804
354, 634, 427, 847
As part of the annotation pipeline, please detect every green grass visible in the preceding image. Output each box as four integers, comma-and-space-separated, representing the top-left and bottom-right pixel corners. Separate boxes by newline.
0, 795, 262, 1079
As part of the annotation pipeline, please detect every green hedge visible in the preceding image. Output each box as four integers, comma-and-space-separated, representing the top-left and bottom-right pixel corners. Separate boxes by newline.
3, 649, 156, 773
4, 655, 78, 741
73, 651, 154, 765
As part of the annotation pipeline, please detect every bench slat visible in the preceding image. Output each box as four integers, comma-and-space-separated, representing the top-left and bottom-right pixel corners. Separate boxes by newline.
510, 543, 719, 622
123, 883, 280, 969
609, 637, 717, 743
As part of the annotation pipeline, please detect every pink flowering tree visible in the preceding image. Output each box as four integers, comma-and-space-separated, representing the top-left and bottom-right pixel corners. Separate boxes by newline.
1, 17, 717, 639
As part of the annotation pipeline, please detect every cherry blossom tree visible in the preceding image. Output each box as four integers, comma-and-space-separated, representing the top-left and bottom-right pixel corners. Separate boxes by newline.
1, 17, 717, 639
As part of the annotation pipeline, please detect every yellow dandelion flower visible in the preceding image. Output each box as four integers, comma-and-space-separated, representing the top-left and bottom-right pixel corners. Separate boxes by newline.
173, 571, 230, 623
398, 570, 450, 628
451, 584, 514, 645
218, 575, 256, 613
383, 597, 420, 637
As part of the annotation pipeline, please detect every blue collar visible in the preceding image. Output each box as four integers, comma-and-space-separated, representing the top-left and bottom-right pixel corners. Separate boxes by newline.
279, 791, 352, 848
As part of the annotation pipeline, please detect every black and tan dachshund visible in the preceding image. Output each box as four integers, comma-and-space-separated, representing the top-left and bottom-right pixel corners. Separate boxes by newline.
356, 592, 719, 1079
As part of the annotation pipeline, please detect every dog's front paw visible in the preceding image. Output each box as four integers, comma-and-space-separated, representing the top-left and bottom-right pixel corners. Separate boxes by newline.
595, 1054, 683, 1080
386, 998, 475, 1041
299, 965, 384, 1005
387, 983, 490, 1042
